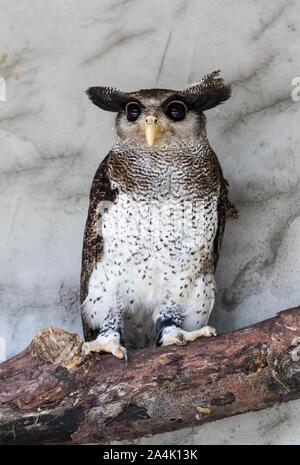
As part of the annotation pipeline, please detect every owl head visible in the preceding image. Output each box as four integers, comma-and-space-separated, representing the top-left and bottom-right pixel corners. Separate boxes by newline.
87, 71, 230, 147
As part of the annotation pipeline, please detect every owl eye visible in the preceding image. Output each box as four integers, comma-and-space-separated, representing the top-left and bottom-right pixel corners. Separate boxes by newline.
126, 102, 141, 122
165, 100, 187, 121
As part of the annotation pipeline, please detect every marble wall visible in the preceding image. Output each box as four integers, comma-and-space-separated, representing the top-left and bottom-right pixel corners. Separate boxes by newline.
0, 0, 299, 444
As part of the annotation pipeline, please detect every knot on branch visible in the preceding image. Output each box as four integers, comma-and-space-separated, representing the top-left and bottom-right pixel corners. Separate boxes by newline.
267, 336, 300, 392
31, 327, 82, 370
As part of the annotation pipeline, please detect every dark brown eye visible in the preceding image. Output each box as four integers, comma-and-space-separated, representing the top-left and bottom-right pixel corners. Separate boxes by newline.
126, 102, 141, 122
165, 100, 187, 121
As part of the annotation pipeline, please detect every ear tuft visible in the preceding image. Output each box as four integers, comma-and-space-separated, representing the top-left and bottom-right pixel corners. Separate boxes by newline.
86, 86, 128, 112
182, 71, 231, 112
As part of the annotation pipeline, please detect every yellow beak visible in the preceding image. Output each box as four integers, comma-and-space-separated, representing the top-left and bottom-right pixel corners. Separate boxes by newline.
145, 115, 159, 147
145, 124, 158, 147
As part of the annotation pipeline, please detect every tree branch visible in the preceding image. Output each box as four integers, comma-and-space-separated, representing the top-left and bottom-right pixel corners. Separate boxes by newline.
0, 306, 299, 444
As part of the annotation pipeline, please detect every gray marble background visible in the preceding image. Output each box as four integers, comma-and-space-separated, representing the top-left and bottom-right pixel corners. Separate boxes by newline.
1, 0, 300, 445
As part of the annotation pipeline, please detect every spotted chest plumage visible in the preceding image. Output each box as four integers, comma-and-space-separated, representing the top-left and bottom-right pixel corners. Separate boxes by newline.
80, 72, 238, 361
82, 143, 220, 348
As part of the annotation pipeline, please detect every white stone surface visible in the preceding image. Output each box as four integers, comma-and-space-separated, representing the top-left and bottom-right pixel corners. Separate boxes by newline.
0, 0, 299, 445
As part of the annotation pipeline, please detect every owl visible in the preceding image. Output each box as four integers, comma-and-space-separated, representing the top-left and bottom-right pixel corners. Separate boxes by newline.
80, 71, 238, 362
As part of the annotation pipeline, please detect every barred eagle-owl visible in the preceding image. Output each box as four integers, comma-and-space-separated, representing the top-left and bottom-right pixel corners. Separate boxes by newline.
80, 71, 238, 362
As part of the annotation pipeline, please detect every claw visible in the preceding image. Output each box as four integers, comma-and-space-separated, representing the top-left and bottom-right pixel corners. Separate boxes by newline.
113, 345, 128, 363
178, 334, 186, 345
122, 347, 128, 365
81, 345, 86, 361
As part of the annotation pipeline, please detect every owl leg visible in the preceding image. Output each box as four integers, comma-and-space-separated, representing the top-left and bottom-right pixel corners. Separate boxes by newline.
155, 301, 184, 346
165, 273, 217, 346
155, 291, 217, 347
82, 309, 128, 363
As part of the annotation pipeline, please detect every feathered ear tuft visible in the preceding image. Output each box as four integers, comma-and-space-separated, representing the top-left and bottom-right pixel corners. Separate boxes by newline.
181, 71, 231, 112
86, 86, 129, 112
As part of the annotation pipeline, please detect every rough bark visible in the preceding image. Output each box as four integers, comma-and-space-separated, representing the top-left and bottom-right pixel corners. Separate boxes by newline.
0, 306, 299, 444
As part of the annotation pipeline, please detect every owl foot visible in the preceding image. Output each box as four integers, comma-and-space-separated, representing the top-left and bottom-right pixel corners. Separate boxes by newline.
161, 325, 217, 346
82, 331, 128, 364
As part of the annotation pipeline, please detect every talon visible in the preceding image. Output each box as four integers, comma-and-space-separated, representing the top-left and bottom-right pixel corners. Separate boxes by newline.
178, 334, 186, 345
202, 326, 217, 337
113, 345, 127, 360
81, 341, 97, 359
122, 347, 128, 365
82, 342, 90, 360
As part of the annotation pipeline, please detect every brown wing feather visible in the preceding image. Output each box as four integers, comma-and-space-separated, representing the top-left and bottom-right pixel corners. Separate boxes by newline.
80, 152, 117, 341
212, 154, 239, 271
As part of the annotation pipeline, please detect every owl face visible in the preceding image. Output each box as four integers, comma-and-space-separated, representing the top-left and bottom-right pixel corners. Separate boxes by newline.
87, 71, 231, 148
115, 89, 206, 146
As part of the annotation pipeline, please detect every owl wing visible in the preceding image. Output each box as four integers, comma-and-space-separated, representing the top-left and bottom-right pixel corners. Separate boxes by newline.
212, 153, 239, 271
80, 152, 117, 341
